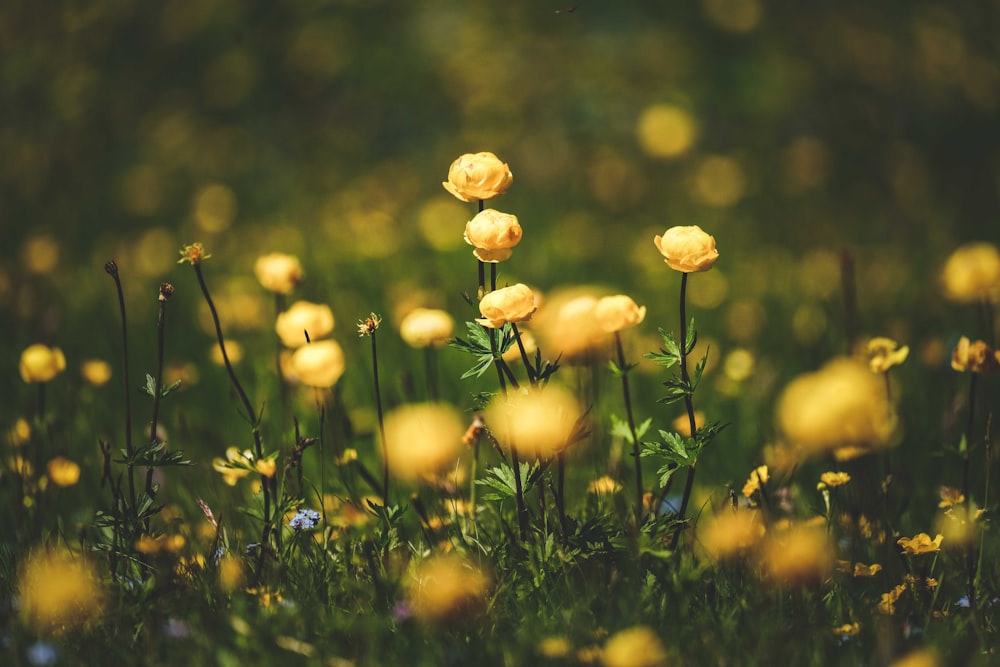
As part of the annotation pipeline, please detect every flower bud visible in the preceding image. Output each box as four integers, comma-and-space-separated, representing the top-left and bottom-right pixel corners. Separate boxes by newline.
463, 209, 522, 263
275, 301, 335, 348
289, 340, 345, 388
442, 152, 513, 202
19, 344, 66, 383
653, 225, 719, 272
594, 295, 646, 333
476, 284, 536, 328
254, 253, 304, 294
399, 308, 455, 348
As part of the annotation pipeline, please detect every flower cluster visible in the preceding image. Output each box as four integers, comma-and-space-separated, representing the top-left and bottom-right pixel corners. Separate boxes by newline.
288, 509, 321, 531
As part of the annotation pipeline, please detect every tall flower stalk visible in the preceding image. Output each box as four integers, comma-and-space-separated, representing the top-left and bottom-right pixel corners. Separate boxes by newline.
359, 313, 389, 501
105, 260, 138, 518
145, 282, 173, 507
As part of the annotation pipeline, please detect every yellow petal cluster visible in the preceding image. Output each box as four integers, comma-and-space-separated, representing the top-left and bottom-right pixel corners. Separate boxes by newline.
289, 340, 345, 388
601, 626, 669, 667
653, 225, 719, 273
253, 253, 304, 294
897, 532, 943, 555
399, 308, 454, 348
699, 509, 765, 560
951, 336, 1000, 373
476, 283, 536, 328
275, 301, 335, 348
47, 457, 81, 487
382, 403, 465, 481
442, 152, 513, 202
867, 337, 909, 373
757, 525, 833, 586
19, 344, 66, 383
404, 555, 491, 624
484, 384, 582, 460
594, 294, 646, 333
776, 358, 895, 457
819, 471, 851, 488
940, 241, 1000, 303
463, 209, 522, 263
19, 548, 105, 632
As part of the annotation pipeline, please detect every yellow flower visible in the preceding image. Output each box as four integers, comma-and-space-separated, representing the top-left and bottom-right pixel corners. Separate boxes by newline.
405, 555, 492, 624
699, 508, 765, 560
776, 358, 895, 458
476, 283, 537, 328
538, 636, 573, 659
951, 336, 1000, 373
853, 562, 882, 577
938, 486, 965, 508
463, 209, 522, 263
878, 584, 908, 615
833, 622, 861, 638
399, 308, 454, 348
741, 465, 769, 499
275, 301, 335, 348
442, 152, 513, 202
867, 337, 909, 373
601, 626, 669, 667
177, 242, 211, 265
889, 649, 941, 667
253, 253, 304, 294
19, 548, 104, 633
289, 340, 345, 388
382, 403, 465, 481
80, 359, 112, 386
47, 457, 80, 487
941, 241, 1000, 304
672, 411, 705, 438
819, 471, 851, 488
588, 475, 622, 495
485, 384, 583, 460
531, 288, 607, 362
255, 458, 277, 478
757, 526, 833, 586
653, 225, 719, 273
594, 295, 647, 333
897, 532, 943, 555
218, 554, 244, 593
212, 447, 254, 485
19, 344, 66, 383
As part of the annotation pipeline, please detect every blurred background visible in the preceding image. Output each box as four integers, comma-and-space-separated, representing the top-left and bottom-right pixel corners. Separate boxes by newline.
3, 0, 999, 499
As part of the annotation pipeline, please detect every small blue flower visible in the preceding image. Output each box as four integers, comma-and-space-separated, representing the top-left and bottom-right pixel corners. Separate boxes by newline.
289, 508, 321, 531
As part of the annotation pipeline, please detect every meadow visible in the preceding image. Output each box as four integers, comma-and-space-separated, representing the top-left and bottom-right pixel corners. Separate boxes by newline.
2, 1, 1000, 665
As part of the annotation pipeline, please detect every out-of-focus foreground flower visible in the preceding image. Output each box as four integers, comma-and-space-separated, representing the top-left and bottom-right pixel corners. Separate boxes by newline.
399, 308, 454, 348
18, 548, 105, 633
382, 403, 465, 481
254, 253, 304, 294
484, 384, 583, 459
404, 554, 491, 624
275, 301, 335, 348
594, 294, 646, 333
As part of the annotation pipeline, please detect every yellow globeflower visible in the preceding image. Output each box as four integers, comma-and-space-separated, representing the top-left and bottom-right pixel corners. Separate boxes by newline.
47, 457, 81, 487
289, 340, 345, 388
399, 308, 454, 348
405, 555, 491, 624
19, 344, 66, 383
757, 525, 834, 586
897, 532, 943, 555
484, 384, 583, 460
476, 284, 537, 329
531, 287, 607, 362
382, 403, 465, 481
699, 508, 765, 560
463, 209, 522, 263
19, 548, 104, 632
275, 301, 335, 348
594, 295, 647, 333
941, 242, 1000, 304
819, 471, 851, 488
867, 337, 909, 373
442, 152, 513, 202
80, 359, 112, 386
253, 253, 304, 294
602, 626, 669, 667
653, 225, 719, 273
951, 336, 1000, 373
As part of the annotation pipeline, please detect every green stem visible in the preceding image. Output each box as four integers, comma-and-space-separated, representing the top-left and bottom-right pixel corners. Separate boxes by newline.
105, 261, 137, 520
614, 331, 643, 523
671, 272, 698, 551
370, 328, 389, 502
963, 372, 979, 624
493, 326, 527, 540
145, 286, 169, 513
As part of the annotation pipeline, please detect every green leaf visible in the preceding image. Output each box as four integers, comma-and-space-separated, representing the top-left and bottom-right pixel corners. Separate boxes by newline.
684, 317, 697, 354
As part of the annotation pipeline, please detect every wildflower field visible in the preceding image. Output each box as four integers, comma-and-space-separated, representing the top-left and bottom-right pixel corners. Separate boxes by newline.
4, 2, 1000, 666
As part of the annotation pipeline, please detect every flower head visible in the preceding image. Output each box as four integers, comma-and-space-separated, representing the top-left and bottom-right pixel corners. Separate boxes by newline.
404, 555, 492, 624
653, 225, 719, 273
819, 471, 851, 488
951, 336, 1000, 373
594, 295, 647, 333
399, 308, 455, 348
897, 532, 943, 555
289, 340, 345, 388
357, 312, 382, 337
19, 344, 66, 383
275, 301, 335, 348
867, 337, 909, 373
382, 403, 465, 481
442, 152, 513, 202
463, 209, 522, 262
587, 476, 622, 495
476, 283, 536, 328
757, 525, 834, 586
941, 242, 1000, 304
699, 508, 765, 560
19, 548, 105, 633
484, 384, 583, 459
177, 242, 211, 265
288, 509, 321, 531
601, 626, 669, 667
212, 447, 255, 485
254, 253, 304, 294
47, 457, 81, 487
80, 360, 112, 386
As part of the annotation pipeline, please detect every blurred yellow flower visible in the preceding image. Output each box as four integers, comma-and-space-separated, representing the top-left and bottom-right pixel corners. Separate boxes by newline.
289, 340, 345, 388
538, 636, 573, 659
177, 242, 211, 265
19, 548, 104, 633
776, 358, 895, 457
672, 411, 705, 438
405, 555, 491, 624
253, 253, 304, 294
47, 457, 80, 487
476, 283, 537, 328
594, 295, 646, 333
653, 225, 719, 273
80, 359, 112, 386
382, 403, 465, 481
588, 476, 622, 495
19, 344, 66, 383
601, 626, 669, 667
531, 288, 607, 362
938, 486, 965, 508
255, 458, 277, 478
9, 418, 31, 447
819, 471, 851, 488
636, 104, 697, 159
951, 336, 1000, 373
832, 622, 861, 638
889, 649, 941, 667
218, 554, 244, 593
275, 301, 335, 348
867, 337, 909, 373
853, 562, 882, 577
399, 308, 454, 348
699, 508, 765, 560
757, 526, 833, 586
940, 242, 1000, 303
485, 384, 583, 460
442, 151, 513, 202
741, 465, 769, 499
212, 447, 254, 485
211, 340, 243, 365
878, 584, 908, 615
897, 532, 943, 555
463, 208, 522, 263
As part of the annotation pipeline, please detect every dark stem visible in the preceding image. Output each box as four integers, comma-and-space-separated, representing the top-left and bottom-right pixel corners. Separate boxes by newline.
490, 263, 497, 292
963, 372, 979, 622
145, 293, 168, 512
493, 326, 527, 540
512, 323, 537, 386
107, 264, 137, 518
615, 331, 643, 523
670, 272, 699, 551
370, 330, 389, 502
